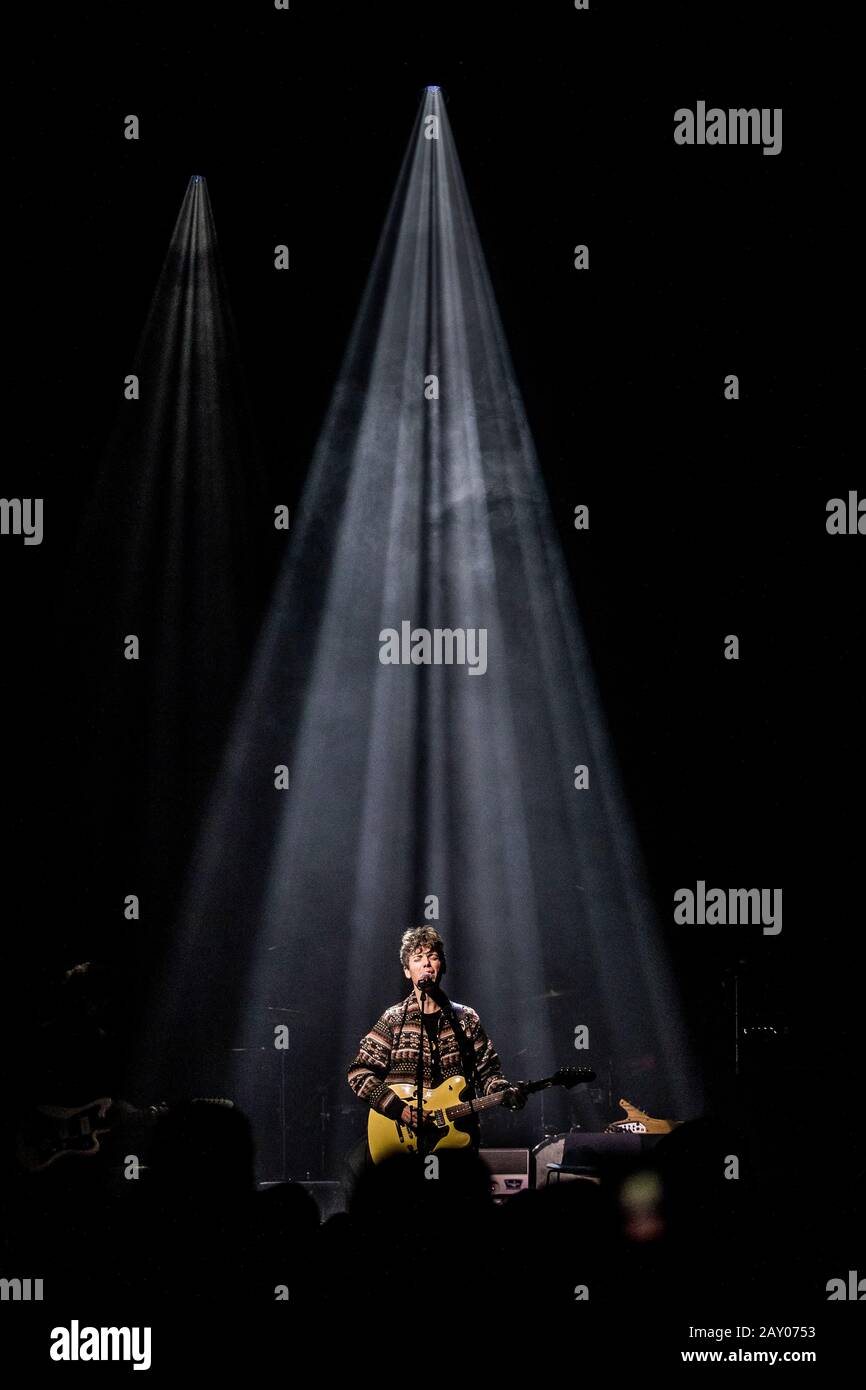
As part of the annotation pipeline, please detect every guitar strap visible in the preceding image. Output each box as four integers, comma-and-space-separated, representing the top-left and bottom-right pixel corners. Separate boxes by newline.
446, 1003, 482, 1104
446, 1003, 484, 1154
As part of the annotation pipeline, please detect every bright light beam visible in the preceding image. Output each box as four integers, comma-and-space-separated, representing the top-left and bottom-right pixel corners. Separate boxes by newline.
136, 95, 701, 1175
59, 175, 265, 908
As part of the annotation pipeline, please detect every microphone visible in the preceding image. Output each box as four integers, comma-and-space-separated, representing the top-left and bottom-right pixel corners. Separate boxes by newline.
418, 974, 447, 1005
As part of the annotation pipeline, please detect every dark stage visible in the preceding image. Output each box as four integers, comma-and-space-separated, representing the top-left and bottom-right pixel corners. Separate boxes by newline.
1, 0, 862, 1371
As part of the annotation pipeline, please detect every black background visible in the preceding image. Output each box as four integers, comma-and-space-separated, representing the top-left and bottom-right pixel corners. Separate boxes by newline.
2, 0, 861, 1329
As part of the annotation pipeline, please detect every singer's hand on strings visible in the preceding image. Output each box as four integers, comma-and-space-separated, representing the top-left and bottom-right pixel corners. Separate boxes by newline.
400, 1104, 436, 1130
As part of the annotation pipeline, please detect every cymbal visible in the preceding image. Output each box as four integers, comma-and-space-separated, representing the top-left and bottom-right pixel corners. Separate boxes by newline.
249, 1003, 309, 1017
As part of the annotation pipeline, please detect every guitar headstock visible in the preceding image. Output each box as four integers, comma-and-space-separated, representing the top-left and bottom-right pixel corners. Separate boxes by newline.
551, 1066, 596, 1089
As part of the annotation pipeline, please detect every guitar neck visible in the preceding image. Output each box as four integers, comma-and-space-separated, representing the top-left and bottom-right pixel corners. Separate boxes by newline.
446, 1076, 552, 1121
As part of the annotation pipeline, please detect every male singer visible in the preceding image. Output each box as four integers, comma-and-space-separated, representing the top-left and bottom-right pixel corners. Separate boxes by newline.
347, 926, 526, 1149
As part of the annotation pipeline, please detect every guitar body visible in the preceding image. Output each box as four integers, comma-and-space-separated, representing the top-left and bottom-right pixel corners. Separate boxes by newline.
367, 1076, 475, 1164
16, 1098, 173, 1172
16, 1098, 115, 1172
605, 1097, 680, 1135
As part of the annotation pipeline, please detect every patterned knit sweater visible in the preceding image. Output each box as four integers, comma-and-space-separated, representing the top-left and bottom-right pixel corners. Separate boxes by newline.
347, 991, 511, 1125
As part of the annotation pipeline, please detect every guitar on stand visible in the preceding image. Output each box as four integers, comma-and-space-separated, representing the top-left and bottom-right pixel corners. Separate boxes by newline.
15, 1096, 233, 1173
603, 1098, 681, 1135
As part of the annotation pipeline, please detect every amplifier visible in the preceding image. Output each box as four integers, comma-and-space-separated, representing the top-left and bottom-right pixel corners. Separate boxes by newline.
534, 1130, 663, 1187
481, 1146, 530, 1201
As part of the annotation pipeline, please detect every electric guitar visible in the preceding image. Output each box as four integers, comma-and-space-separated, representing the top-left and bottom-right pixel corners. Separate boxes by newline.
15, 1096, 232, 1172
368, 1066, 595, 1164
604, 1097, 681, 1135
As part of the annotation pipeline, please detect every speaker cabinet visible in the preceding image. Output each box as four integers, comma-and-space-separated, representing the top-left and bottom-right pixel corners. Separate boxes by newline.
481, 1146, 530, 1200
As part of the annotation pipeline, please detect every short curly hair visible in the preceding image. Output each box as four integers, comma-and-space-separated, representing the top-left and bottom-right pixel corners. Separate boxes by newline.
399, 926, 446, 973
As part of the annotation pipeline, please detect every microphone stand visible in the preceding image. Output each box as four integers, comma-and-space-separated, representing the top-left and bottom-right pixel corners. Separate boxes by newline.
419, 978, 464, 1162
416, 981, 430, 1167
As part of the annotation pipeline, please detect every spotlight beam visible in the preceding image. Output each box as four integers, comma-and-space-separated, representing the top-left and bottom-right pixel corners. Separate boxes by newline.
136, 98, 700, 1174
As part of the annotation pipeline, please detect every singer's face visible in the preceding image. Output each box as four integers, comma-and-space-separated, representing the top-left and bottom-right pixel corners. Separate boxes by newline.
404, 946, 442, 986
